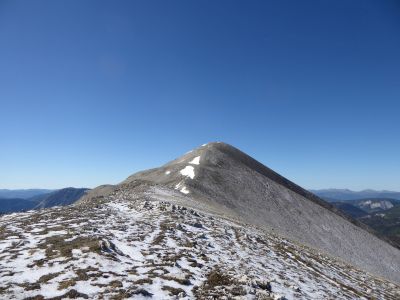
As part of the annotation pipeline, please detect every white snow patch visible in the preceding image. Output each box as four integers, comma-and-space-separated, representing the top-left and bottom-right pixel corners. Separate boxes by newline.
111, 239, 144, 261
107, 202, 131, 212
175, 182, 190, 194
189, 156, 200, 165
180, 186, 190, 194
180, 165, 195, 179
72, 249, 83, 257
165, 170, 171, 175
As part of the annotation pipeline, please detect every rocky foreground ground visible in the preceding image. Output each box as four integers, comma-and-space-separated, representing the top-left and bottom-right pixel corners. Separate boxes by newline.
1, 187, 400, 299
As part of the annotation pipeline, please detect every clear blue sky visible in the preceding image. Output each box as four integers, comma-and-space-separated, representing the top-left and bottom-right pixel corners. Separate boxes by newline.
1, 0, 399, 190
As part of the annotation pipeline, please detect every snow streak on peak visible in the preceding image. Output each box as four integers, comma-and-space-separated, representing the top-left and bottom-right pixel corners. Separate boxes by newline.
175, 182, 190, 194
189, 156, 200, 165
180, 166, 195, 179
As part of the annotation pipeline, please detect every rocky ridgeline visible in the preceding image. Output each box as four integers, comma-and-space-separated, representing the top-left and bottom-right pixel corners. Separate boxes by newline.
1, 187, 399, 299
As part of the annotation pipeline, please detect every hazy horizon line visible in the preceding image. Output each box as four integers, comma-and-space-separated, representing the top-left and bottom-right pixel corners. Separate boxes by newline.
1, 186, 399, 193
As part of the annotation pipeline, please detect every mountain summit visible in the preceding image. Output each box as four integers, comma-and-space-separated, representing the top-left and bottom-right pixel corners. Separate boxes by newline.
1, 142, 399, 299
82, 142, 400, 283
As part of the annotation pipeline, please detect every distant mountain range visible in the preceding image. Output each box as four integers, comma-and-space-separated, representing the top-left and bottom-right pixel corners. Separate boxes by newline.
329, 198, 400, 216
310, 189, 400, 201
359, 204, 400, 249
0, 188, 89, 214
311, 193, 400, 249
0, 198, 37, 214
0, 189, 54, 199
310, 190, 400, 249
330, 202, 368, 219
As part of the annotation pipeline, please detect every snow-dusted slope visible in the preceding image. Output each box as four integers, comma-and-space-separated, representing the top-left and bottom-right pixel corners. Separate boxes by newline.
1, 190, 399, 299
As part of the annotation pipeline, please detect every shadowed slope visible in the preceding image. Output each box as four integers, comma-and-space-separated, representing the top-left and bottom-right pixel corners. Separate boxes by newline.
33, 188, 89, 209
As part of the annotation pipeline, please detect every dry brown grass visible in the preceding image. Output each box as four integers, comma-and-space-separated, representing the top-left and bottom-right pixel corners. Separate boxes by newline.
38, 272, 62, 284
160, 275, 191, 286
58, 278, 77, 290
40, 236, 100, 258
205, 270, 231, 288
162, 285, 186, 296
